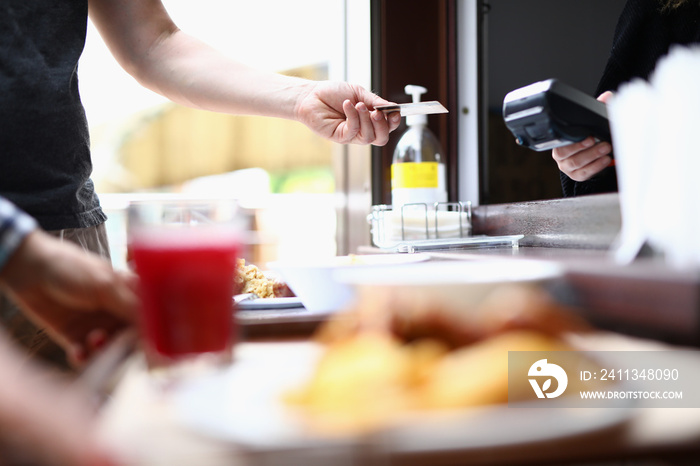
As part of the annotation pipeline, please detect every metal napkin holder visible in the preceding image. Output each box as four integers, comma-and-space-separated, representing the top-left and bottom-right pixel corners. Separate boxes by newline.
368, 201, 523, 253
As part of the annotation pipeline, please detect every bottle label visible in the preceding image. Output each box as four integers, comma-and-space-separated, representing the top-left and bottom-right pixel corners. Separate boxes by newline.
391, 162, 439, 189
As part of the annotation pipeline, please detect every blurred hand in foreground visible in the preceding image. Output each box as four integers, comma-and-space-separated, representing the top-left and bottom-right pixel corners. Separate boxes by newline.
0, 229, 138, 368
0, 330, 118, 466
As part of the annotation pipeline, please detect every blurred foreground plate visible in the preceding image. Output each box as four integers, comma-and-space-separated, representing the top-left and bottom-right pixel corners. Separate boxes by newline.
172, 341, 634, 456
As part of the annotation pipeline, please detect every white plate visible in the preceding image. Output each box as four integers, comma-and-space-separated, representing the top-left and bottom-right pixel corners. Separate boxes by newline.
267, 253, 431, 313
333, 258, 562, 287
172, 342, 634, 454
236, 297, 304, 311
172, 342, 326, 449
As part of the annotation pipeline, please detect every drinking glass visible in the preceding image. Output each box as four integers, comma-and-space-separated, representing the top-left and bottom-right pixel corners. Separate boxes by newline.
127, 198, 241, 374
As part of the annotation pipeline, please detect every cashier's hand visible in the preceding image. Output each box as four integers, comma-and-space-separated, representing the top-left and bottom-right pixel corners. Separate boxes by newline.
295, 81, 402, 146
0, 230, 138, 367
552, 91, 614, 181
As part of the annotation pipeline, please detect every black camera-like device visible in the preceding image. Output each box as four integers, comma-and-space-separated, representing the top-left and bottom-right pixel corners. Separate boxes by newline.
502, 79, 611, 151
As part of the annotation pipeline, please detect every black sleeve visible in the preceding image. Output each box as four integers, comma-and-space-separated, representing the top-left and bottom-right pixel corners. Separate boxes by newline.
560, 167, 618, 198
562, 0, 660, 197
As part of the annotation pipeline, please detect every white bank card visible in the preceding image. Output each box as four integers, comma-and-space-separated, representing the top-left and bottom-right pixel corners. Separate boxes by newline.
375, 101, 448, 117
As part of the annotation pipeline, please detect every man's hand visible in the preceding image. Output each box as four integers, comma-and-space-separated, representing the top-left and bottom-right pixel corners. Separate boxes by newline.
295, 81, 402, 146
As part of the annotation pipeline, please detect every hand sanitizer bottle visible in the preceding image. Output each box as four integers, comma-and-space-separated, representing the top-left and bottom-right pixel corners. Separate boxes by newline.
390, 85, 447, 211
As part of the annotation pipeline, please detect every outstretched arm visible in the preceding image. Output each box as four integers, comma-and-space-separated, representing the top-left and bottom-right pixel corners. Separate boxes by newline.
87, 0, 400, 145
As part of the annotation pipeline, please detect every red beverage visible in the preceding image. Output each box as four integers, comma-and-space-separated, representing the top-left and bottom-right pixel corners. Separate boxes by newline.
132, 236, 239, 359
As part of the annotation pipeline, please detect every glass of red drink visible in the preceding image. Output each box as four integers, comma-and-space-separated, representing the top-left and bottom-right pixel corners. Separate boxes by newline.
128, 198, 241, 373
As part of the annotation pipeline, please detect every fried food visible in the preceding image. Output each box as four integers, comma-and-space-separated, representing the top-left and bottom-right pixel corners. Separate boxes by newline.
315, 283, 589, 348
284, 332, 415, 434
285, 282, 590, 434
417, 330, 570, 409
234, 259, 294, 298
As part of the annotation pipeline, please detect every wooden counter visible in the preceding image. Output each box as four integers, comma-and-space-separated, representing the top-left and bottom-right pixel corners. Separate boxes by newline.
427, 247, 700, 348
365, 192, 700, 347
471, 192, 621, 250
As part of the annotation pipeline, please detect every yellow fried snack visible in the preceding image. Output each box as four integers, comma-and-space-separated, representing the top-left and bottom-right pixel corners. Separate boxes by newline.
284, 332, 414, 434
315, 283, 589, 348
285, 330, 572, 434
234, 259, 294, 298
284, 283, 591, 435
417, 330, 570, 409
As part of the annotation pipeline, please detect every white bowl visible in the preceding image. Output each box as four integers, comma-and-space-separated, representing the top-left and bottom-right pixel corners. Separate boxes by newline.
334, 259, 560, 287
267, 253, 430, 312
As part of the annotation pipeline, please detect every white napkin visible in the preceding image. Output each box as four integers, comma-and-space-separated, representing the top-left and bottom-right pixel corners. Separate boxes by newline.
370, 206, 471, 247
609, 45, 700, 269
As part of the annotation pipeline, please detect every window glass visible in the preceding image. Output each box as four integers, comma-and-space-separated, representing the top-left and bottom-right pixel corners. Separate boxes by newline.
79, 0, 345, 269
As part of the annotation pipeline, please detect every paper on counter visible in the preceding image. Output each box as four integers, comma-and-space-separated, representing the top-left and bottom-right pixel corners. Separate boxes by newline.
609, 45, 700, 269
607, 80, 657, 264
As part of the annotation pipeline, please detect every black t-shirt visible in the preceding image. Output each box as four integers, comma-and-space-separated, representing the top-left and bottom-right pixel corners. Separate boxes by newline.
0, 0, 106, 230
561, 0, 700, 197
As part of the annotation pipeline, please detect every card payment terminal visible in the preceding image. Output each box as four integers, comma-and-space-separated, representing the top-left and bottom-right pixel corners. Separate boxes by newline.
502, 79, 611, 152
